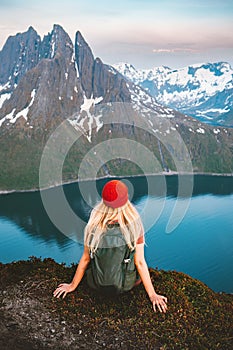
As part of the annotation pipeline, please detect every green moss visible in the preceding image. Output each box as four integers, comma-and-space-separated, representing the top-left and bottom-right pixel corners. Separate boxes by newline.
0, 258, 232, 349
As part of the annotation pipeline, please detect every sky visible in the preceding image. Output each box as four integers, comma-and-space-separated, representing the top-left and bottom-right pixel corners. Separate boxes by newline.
0, 0, 233, 69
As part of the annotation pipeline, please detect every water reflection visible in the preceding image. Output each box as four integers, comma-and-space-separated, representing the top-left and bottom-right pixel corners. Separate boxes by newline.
0, 175, 233, 292
192, 175, 233, 195
0, 175, 233, 249
0, 190, 70, 247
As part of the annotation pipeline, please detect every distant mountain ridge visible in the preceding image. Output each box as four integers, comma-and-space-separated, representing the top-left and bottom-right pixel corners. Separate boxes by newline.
0, 25, 233, 190
113, 62, 233, 127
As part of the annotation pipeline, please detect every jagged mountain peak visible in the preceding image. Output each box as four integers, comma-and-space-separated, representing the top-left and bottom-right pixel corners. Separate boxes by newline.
0, 27, 41, 89
75, 31, 95, 58
115, 62, 137, 70
113, 62, 143, 84
75, 30, 88, 43
0, 24, 85, 129
115, 61, 233, 81
50, 23, 72, 45
27, 26, 37, 34
113, 63, 172, 84
0, 25, 233, 189
52, 23, 65, 32
75, 30, 95, 98
8, 26, 38, 41
114, 61, 233, 127
3, 24, 229, 135
0, 24, 139, 130
40, 24, 74, 60
75, 31, 95, 65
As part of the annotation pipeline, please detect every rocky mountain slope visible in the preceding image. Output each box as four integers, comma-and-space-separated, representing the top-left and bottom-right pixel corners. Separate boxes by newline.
0, 25, 173, 133
113, 62, 233, 127
0, 25, 233, 190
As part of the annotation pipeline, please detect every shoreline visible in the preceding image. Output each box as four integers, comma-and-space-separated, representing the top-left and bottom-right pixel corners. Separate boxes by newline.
0, 171, 233, 195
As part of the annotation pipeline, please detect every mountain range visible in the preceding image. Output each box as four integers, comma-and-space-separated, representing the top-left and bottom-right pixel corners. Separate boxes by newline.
0, 25, 173, 132
113, 62, 233, 128
0, 25, 233, 190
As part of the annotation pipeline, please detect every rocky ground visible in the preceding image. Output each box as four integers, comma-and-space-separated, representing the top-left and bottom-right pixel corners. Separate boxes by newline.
0, 257, 232, 350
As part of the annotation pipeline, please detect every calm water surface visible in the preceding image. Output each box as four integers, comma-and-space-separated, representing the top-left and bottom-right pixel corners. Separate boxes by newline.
0, 175, 232, 293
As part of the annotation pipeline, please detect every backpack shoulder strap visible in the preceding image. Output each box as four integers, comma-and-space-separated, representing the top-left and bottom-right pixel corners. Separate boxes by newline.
87, 224, 136, 293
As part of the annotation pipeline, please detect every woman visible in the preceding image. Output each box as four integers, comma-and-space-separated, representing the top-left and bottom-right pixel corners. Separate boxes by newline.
53, 180, 168, 313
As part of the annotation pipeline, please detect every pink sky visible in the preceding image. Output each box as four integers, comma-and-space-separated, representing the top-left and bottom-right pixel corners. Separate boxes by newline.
0, 0, 233, 69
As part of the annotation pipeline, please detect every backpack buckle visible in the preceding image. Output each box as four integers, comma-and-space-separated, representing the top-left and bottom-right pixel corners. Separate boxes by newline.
124, 258, 131, 263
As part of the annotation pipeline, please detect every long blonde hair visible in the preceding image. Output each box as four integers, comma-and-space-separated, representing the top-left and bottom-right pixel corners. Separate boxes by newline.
84, 200, 144, 253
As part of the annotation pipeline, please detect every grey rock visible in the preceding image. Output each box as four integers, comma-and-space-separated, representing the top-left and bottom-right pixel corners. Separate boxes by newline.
0, 26, 41, 91
75, 31, 95, 99
0, 25, 83, 129
75, 31, 131, 102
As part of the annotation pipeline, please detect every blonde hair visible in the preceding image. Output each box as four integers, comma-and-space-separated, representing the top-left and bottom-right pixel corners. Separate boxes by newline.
84, 200, 144, 253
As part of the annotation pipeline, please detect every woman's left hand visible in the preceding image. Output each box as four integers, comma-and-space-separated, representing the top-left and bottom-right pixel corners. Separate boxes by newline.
150, 293, 168, 313
53, 283, 74, 299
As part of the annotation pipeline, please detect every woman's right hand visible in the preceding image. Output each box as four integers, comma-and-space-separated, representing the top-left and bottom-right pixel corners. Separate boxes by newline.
150, 293, 168, 313
53, 283, 75, 299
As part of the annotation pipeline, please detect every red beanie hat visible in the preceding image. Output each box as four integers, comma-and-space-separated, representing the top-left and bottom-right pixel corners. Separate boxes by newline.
102, 180, 128, 208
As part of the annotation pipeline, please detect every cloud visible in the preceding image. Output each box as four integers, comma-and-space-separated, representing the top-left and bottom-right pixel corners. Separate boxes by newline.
153, 48, 199, 54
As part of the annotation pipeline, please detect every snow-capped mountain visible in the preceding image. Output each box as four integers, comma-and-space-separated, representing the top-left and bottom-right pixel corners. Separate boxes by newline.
113, 62, 233, 127
0, 25, 177, 134
0, 25, 233, 191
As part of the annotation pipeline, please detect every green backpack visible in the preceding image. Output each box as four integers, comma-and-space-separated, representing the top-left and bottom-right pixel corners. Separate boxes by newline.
86, 223, 137, 295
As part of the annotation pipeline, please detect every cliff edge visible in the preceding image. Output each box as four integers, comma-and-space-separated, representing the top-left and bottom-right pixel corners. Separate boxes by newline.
0, 258, 232, 349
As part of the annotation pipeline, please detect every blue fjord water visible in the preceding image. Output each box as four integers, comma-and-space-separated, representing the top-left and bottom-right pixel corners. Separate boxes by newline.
0, 175, 232, 293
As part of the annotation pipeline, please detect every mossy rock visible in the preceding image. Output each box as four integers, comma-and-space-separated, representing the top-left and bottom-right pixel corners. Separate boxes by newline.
0, 258, 232, 349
